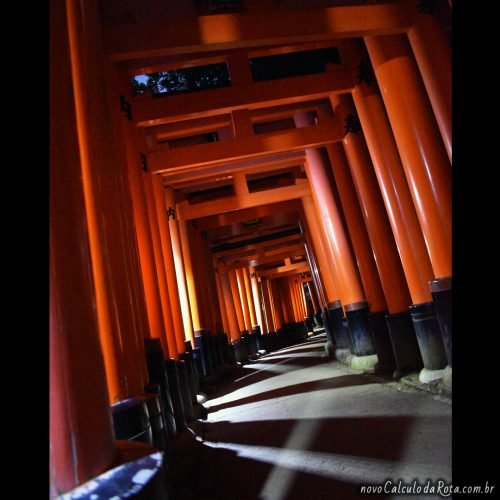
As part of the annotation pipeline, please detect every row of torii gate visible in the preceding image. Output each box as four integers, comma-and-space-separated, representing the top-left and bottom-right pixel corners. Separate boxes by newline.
51, 0, 451, 497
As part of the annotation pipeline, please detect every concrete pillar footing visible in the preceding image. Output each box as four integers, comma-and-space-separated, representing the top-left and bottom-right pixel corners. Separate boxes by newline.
419, 366, 446, 384
351, 354, 378, 371
334, 347, 352, 365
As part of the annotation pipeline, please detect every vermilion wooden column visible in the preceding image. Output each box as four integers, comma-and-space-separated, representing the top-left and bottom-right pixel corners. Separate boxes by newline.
224, 270, 247, 361
198, 233, 224, 334
406, 0, 452, 162
296, 111, 376, 364
270, 280, 285, 330
364, 35, 451, 281
143, 173, 175, 359
258, 283, 269, 335
236, 268, 252, 332
228, 270, 246, 333
293, 278, 304, 321
301, 197, 349, 349
178, 220, 202, 333
188, 226, 214, 333
350, 75, 436, 376
214, 269, 230, 337
165, 188, 194, 349
249, 266, 264, 328
279, 278, 292, 324
307, 282, 319, 314
330, 94, 416, 372
325, 141, 388, 315
220, 271, 240, 342
65, 0, 150, 402
243, 268, 257, 327
152, 175, 186, 359
364, 35, 450, 380
301, 196, 341, 303
51, 1, 116, 493
286, 276, 299, 323
262, 278, 276, 333
301, 228, 327, 309
297, 280, 308, 319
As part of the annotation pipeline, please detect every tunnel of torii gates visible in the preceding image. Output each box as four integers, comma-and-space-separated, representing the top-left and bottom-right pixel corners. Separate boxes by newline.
50, 0, 451, 496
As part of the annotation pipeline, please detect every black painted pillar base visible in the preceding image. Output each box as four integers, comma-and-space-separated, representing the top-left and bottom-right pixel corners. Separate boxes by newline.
430, 277, 452, 366
212, 333, 224, 366
143, 339, 176, 436
409, 301, 448, 383
179, 352, 198, 406
326, 302, 351, 349
217, 333, 231, 364
246, 331, 258, 356
276, 327, 287, 349
191, 347, 203, 390
251, 325, 262, 351
368, 311, 397, 375
194, 329, 213, 376
232, 336, 248, 363
206, 332, 219, 370
227, 339, 236, 364
176, 360, 195, 422
111, 396, 154, 445
321, 308, 336, 357
304, 316, 314, 333
345, 304, 376, 357
385, 311, 423, 378
144, 384, 169, 451
313, 311, 323, 328
267, 331, 278, 351
164, 360, 186, 432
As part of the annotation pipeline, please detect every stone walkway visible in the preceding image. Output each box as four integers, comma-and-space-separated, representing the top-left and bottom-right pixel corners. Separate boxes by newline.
169, 333, 452, 499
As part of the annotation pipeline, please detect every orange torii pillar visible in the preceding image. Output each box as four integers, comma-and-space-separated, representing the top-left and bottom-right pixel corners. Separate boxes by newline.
236, 268, 253, 331
187, 226, 219, 373
270, 279, 285, 330
295, 111, 377, 367
143, 173, 177, 360
242, 267, 261, 353
188, 226, 216, 334
323, 141, 388, 322
152, 176, 200, 419
192, 232, 229, 365
151, 176, 186, 357
300, 196, 350, 351
265, 278, 280, 351
249, 266, 265, 349
261, 277, 276, 334
236, 267, 257, 356
365, 35, 450, 382
296, 278, 308, 320
351, 68, 447, 383
178, 219, 215, 377
50, 28, 116, 490
278, 277, 292, 325
51, 1, 164, 495
223, 270, 248, 362
291, 277, 304, 322
214, 267, 234, 363
406, 0, 452, 162
164, 188, 195, 350
214, 269, 230, 337
63, 0, 152, 406
286, 277, 298, 323
329, 95, 414, 375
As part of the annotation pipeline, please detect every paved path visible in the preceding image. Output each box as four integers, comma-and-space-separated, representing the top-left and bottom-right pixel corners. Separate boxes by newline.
171, 333, 451, 499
